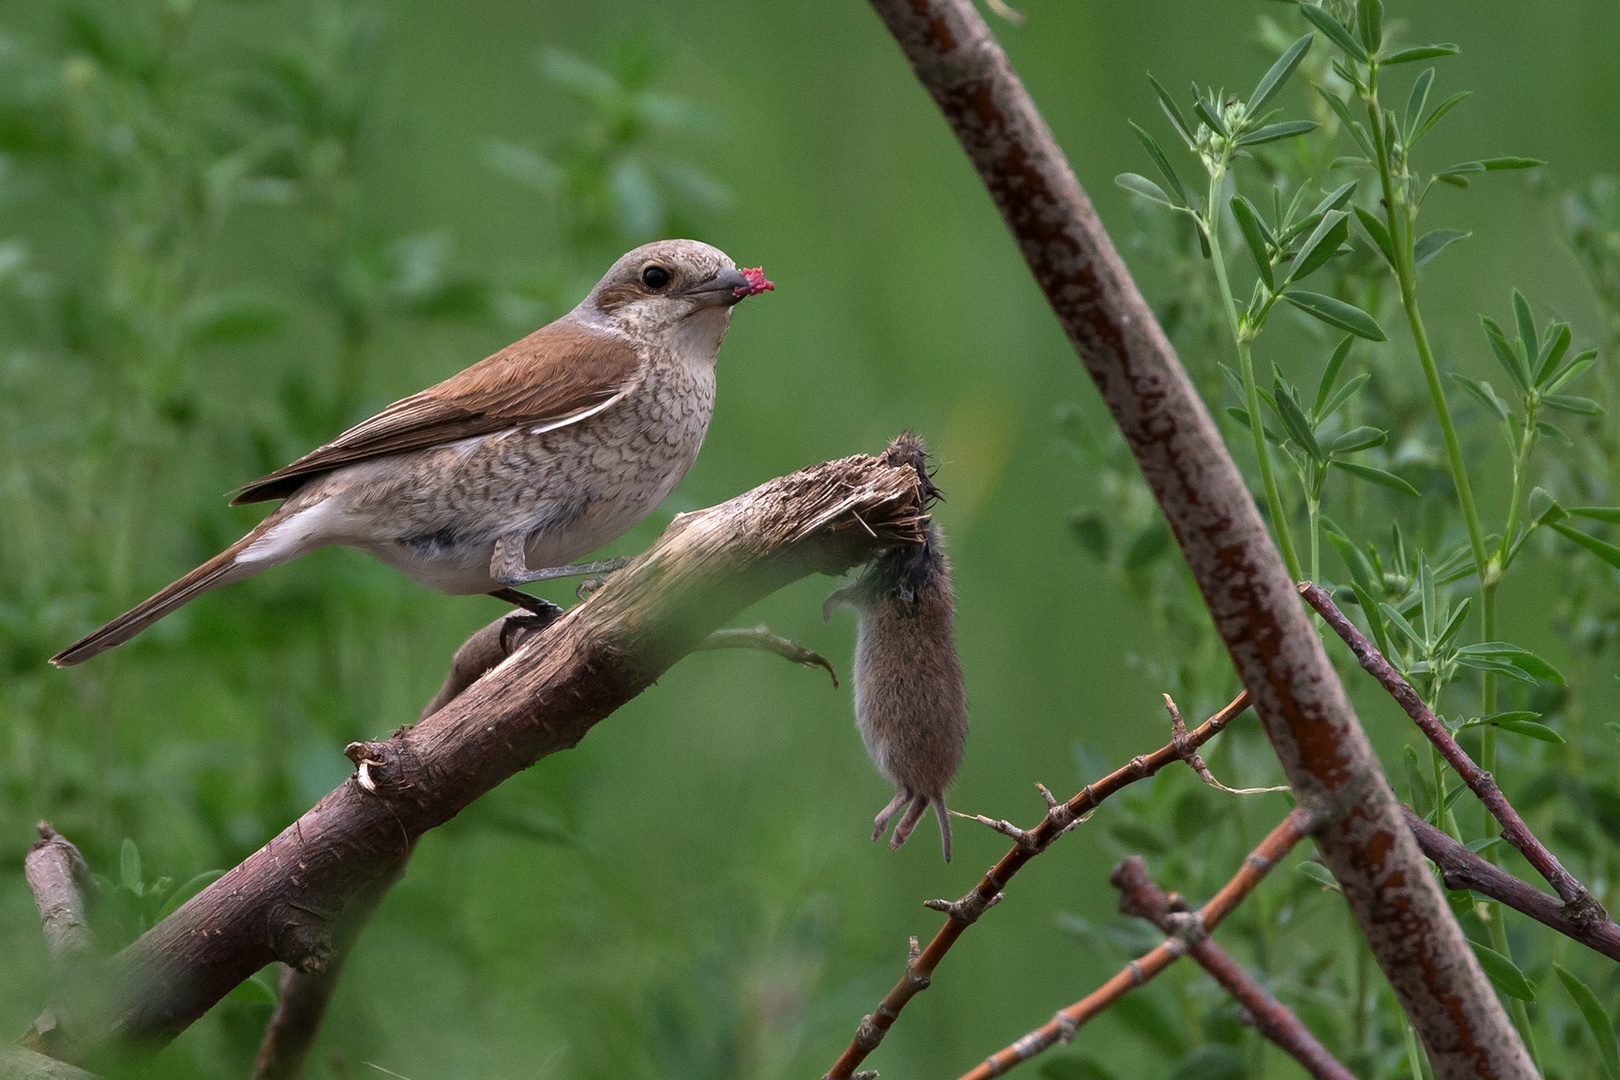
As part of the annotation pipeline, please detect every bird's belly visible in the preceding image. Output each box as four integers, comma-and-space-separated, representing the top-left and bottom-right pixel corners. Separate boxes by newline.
329, 403, 708, 594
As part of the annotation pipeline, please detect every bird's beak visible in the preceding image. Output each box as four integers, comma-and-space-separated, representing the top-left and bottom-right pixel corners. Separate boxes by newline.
677, 267, 758, 308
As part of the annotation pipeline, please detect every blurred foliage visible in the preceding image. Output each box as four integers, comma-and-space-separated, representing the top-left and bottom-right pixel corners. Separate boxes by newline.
2, 0, 1619, 1078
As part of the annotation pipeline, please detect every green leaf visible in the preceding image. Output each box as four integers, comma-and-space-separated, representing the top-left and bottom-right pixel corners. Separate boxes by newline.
1480, 316, 1531, 392
1414, 228, 1469, 267
1287, 211, 1350, 283
1529, 488, 1564, 525
1570, 506, 1620, 524
154, 870, 226, 921
1496, 719, 1565, 744
1542, 524, 1620, 573
1296, 860, 1342, 891
1319, 371, 1371, 421
1352, 206, 1397, 269
1438, 161, 1487, 180
1448, 373, 1509, 421
1273, 383, 1324, 460
1284, 290, 1386, 340
1471, 942, 1536, 1001
225, 973, 279, 1005
1510, 652, 1565, 685
1512, 289, 1538, 364
1314, 336, 1355, 416
1357, 0, 1382, 52
1380, 602, 1424, 648
1437, 596, 1474, 647
121, 839, 142, 895
1237, 120, 1319, 146
1130, 122, 1193, 209
1117, 173, 1178, 209
1318, 88, 1374, 154
1546, 349, 1598, 393
1335, 460, 1418, 496
1404, 67, 1434, 139
1227, 407, 1285, 445
1310, 180, 1360, 217
1249, 33, 1315, 115
1329, 426, 1388, 453
1192, 96, 1228, 138
1298, 3, 1368, 62
1167, 1045, 1245, 1080
1148, 73, 1196, 149
1544, 394, 1604, 416
1411, 90, 1470, 146
1455, 655, 1537, 684
1381, 44, 1461, 65
1482, 156, 1544, 171
1555, 965, 1620, 1080
1534, 322, 1572, 385
1230, 196, 1275, 290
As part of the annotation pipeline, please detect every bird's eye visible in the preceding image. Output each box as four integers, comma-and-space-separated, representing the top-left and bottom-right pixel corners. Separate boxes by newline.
640, 265, 672, 290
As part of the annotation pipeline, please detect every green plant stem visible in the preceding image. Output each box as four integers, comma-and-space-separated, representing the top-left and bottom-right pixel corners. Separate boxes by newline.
1206, 170, 1303, 582
1364, 65, 1543, 1067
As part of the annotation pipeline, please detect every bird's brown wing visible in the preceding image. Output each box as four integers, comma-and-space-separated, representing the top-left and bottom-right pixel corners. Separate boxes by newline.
232, 320, 644, 504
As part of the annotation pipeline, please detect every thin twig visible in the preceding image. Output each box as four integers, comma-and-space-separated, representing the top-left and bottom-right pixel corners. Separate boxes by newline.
1164, 694, 1287, 795
823, 691, 1252, 1079
1302, 582, 1605, 924
955, 809, 1314, 1080
696, 625, 839, 687
1403, 807, 1620, 963
1113, 857, 1357, 1080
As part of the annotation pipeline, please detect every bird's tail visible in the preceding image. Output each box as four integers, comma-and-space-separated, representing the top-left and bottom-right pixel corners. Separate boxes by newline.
50, 512, 288, 667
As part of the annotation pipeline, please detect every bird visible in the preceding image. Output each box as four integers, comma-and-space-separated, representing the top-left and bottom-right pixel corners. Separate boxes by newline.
823, 435, 966, 862
50, 239, 773, 667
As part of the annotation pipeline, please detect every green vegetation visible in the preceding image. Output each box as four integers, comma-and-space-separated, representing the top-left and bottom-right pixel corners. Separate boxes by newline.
2, 1, 1619, 1077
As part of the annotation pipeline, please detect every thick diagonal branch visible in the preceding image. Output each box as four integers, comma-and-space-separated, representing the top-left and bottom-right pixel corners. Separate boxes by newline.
43, 449, 924, 1062
867, 2, 1529, 1076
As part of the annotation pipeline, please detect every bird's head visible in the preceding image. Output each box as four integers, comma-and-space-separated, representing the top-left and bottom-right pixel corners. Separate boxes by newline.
579, 239, 772, 352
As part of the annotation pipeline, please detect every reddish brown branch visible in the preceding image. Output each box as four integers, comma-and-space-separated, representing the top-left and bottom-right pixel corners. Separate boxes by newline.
956, 810, 1313, 1080
868, 1, 1526, 1075
1113, 857, 1356, 1080
35, 449, 925, 1063
1403, 807, 1620, 963
1302, 582, 1605, 924
823, 691, 1251, 1079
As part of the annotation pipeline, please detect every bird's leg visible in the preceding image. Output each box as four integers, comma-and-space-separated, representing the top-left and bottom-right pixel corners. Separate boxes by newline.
490, 532, 631, 586
889, 795, 930, 851
872, 788, 914, 843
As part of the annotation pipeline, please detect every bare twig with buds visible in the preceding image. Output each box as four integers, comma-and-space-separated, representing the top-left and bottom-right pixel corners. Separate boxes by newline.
1301, 582, 1606, 924
868, 2, 1525, 1074
1112, 855, 1357, 1080
954, 810, 1314, 1080
823, 691, 1251, 1079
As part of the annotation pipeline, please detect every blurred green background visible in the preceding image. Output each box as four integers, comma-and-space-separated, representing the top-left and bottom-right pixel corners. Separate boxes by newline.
2, 1, 1619, 1078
